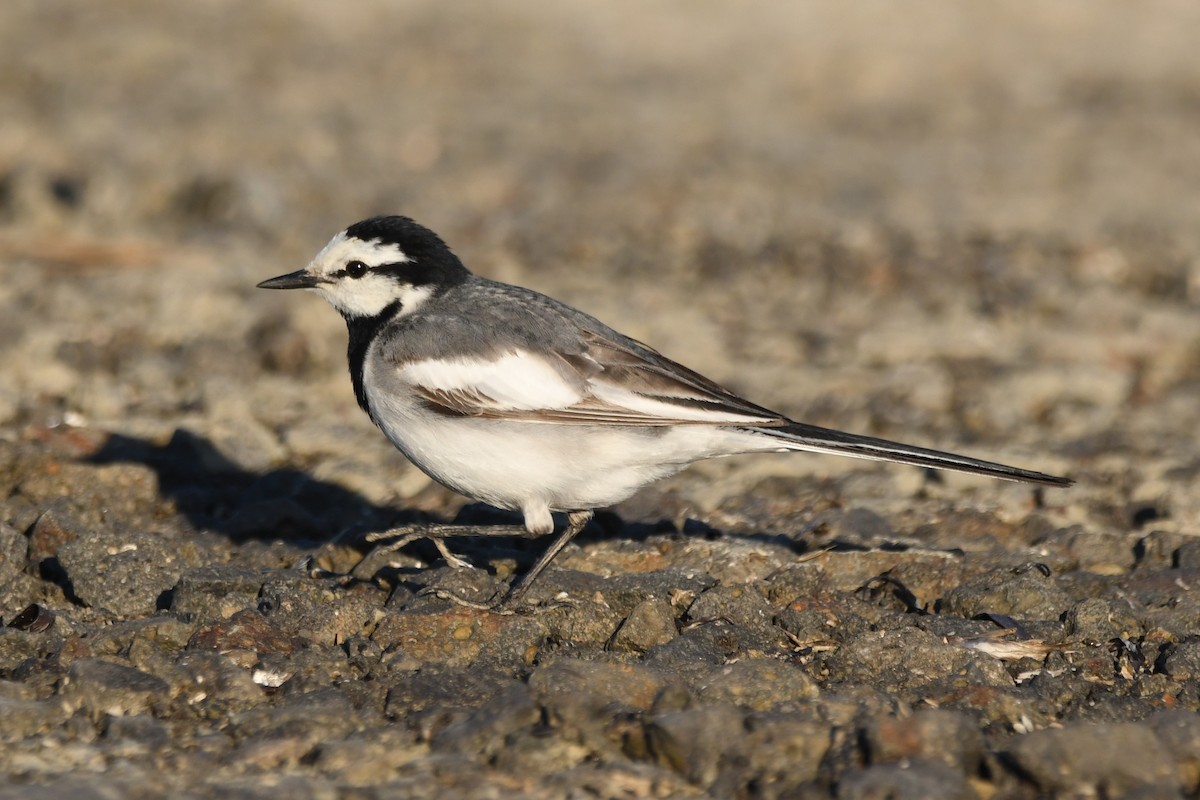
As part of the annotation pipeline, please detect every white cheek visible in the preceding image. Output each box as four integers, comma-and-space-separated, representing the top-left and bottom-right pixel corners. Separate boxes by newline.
394, 285, 435, 316
317, 277, 433, 319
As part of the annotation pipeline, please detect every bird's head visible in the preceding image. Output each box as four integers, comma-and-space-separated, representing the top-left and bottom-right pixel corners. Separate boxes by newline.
258, 216, 470, 319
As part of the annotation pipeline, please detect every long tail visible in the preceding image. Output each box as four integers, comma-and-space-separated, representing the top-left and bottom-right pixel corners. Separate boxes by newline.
746, 422, 1073, 487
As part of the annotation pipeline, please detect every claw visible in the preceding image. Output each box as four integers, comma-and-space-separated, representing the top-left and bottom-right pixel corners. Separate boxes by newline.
431, 538, 474, 569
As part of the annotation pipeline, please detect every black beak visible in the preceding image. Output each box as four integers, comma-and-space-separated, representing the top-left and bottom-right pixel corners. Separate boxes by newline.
257, 270, 322, 290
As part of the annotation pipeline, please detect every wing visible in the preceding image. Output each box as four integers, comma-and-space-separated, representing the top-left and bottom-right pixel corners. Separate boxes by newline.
397, 330, 789, 427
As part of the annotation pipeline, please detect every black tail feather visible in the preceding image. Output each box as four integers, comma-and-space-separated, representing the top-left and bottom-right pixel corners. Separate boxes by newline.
748, 422, 1073, 488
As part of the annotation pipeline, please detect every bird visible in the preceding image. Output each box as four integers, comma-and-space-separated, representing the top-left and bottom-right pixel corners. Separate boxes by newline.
258, 215, 1072, 609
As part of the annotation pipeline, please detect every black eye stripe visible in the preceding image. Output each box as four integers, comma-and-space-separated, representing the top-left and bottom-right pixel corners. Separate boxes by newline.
373, 260, 461, 288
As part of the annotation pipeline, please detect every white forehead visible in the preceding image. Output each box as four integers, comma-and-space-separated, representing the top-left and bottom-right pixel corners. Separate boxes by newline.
307, 230, 411, 276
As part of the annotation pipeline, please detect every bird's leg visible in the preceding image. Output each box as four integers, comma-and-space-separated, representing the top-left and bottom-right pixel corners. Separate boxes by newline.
493, 509, 594, 611
370, 512, 593, 612
351, 522, 534, 581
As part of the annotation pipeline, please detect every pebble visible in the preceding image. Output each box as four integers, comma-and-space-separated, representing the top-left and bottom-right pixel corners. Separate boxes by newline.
0, 523, 27, 586
611, 597, 678, 653
1005, 722, 1182, 796
939, 562, 1073, 621
61, 658, 170, 719
171, 565, 268, 621
56, 528, 200, 618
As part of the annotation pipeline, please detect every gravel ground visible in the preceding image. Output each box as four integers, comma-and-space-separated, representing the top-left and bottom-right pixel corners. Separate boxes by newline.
3, 1, 1200, 797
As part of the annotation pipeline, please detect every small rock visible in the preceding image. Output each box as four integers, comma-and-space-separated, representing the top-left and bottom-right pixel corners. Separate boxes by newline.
1065, 597, 1128, 645
1158, 638, 1200, 681
27, 506, 90, 563
528, 658, 669, 713
727, 712, 831, 796
824, 627, 991, 695
686, 582, 774, 627
308, 727, 427, 783
430, 683, 541, 758
646, 704, 746, 789
1136, 530, 1188, 570
611, 597, 677, 653
182, 416, 287, 475
102, 713, 169, 747
1005, 722, 1180, 796
188, 608, 302, 658
0, 522, 28, 587
528, 658, 671, 764
0, 627, 61, 672
863, 709, 984, 773
57, 528, 199, 617
838, 759, 975, 800
171, 651, 268, 715
370, 608, 548, 669
593, 569, 718, 617
62, 658, 170, 718
0, 496, 42, 538
762, 562, 828, 606
1176, 540, 1200, 570
542, 596, 626, 647
384, 664, 522, 719
258, 572, 386, 646
645, 618, 789, 680
939, 563, 1072, 622
89, 616, 197, 660
0, 695, 70, 743
696, 659, 819, 711
229, 686, 371, 744
16, 462, 162, 528
260, 642, 355, 696
171, 565, 267, 621
1146, 710, 1200, 792
776, 596, 880, 646
1059, 527, 1136, 574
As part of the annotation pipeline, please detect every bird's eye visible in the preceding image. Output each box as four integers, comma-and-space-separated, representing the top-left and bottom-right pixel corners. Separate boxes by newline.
345, 260, 368, 278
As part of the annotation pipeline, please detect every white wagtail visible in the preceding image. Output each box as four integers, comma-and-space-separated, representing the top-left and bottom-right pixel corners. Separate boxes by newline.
259, 216, 1072, 608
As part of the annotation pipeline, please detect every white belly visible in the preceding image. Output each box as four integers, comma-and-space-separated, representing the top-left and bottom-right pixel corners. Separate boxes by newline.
366, 385, 755, 514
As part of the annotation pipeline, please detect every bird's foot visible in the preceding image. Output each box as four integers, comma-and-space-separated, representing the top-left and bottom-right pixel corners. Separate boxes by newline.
416, 584, 578, 615
416, 586, 508, 613
353, 523, 527, 580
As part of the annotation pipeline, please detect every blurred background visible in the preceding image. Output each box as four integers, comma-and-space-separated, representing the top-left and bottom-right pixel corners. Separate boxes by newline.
2, 0, 1198, 530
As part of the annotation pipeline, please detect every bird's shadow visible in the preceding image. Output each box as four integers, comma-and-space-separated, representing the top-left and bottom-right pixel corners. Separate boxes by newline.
87, 430, 424, 550
85, 429, 825, 575
83, 430, 634, 570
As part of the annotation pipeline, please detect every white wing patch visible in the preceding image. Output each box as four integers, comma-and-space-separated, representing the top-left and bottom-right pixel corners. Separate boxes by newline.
400, 351, 584, 412
399, 348, 779, 426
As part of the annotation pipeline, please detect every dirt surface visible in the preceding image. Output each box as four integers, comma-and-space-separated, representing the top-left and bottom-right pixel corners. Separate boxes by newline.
2, 2, 1200, 797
